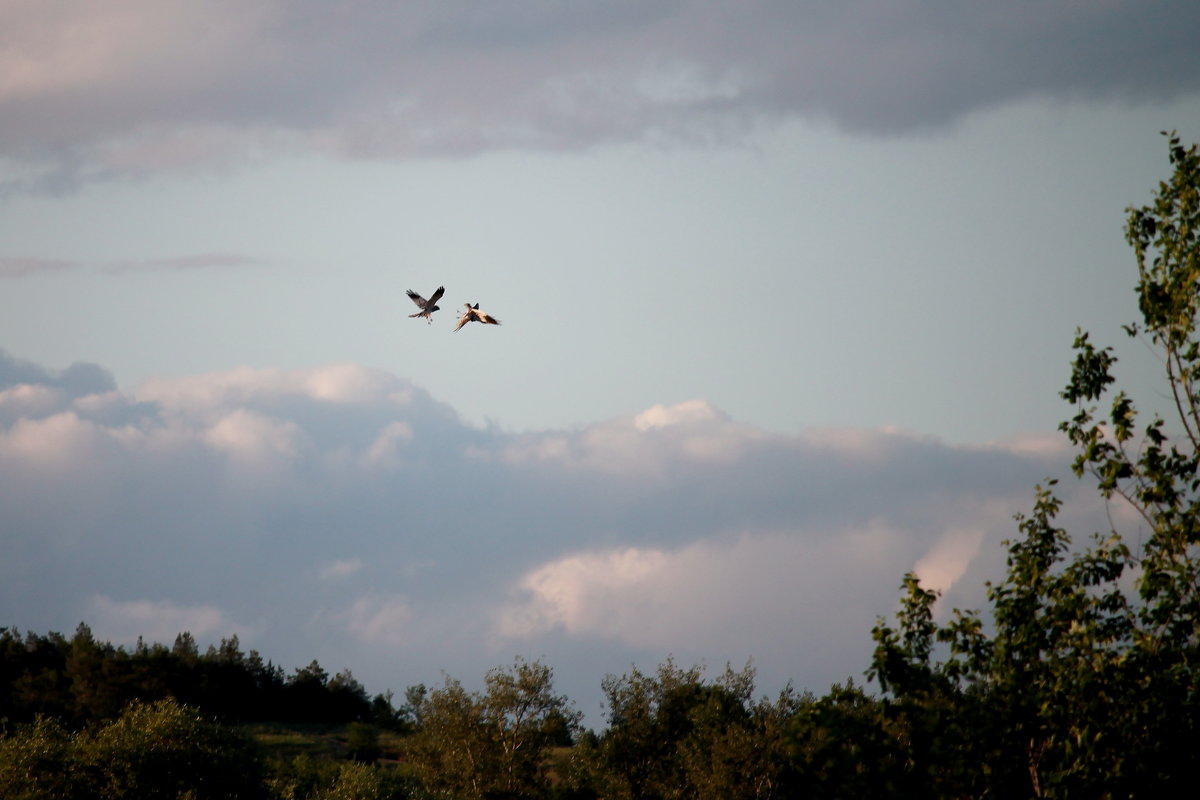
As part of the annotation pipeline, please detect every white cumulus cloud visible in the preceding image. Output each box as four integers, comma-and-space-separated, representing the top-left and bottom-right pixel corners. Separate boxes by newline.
342, 596, 414, 648
0, 383, 65, 421
320, 558, 365, 582
913, 528, 987, 595
205, 408, 305, 465
497, 519, 971, 662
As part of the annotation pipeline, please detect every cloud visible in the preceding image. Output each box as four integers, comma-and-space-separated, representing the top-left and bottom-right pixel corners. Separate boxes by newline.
0, 349, 116, 397
320, 558, 365, 582
87, 595, 247, 646
98, 253, 268, 274
633, 399, 727, 430
341, 596, 415, 648
0, 411, 109, 470
363, 422, 414, 467
492, 528, 908, 652
912, 528, 987, 595
0, 383, 65, 423
0, 257, 78, 277
204, 408, 306, 474
483, 399, 769, 477
134, 362, 426, 412
493, 516, 1003, 664
1, 254, 266, 278
0, 352, 1108, 704
1, 2, 1196, 189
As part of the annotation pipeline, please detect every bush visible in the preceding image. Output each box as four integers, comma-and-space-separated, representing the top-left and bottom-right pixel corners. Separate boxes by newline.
0, 698, 267, 800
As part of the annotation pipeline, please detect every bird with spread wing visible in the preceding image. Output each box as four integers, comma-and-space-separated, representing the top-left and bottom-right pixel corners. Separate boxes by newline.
453, 303, 501, 332
406, 286, 445, 324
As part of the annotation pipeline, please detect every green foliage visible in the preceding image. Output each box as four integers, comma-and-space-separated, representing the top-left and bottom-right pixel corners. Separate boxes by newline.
404, 658, 579, 800
0, 699, 266, 799
266, 756, 414, 800
82, 699, 266, 799
309, 762, 382, 800
787, 681, 904, 799
0, 704, 418, 800
0, 715, 76, 800
345, 722, 383, 763
870, 131, 1200, 798
567, 660, 799, 800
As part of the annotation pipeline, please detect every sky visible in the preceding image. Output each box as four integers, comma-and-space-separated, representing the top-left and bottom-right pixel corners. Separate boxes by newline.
2, 1, 1200, 723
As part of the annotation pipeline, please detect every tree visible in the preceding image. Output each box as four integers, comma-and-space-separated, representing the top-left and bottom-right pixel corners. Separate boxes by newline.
1, 626, 392, 728
870, 131, 1200, 797
172, 631, 200, 663
328, 668, 372, 721
80, 699, 266, 799
405, 658, 580, 800
482, 658, 579, 796
406, 675, 490, 798
285, 659, 336, 722
678, 676, 799, 800
65, 623, 118, 723
572, 660, 795, 800
786, 680, 903, 799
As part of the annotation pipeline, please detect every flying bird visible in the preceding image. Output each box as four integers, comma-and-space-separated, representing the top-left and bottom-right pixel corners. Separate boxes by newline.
453, 303, 501, 332
406, 286, 445, 324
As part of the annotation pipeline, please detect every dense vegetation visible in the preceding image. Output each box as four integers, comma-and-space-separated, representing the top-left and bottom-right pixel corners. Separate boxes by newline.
0, 626, 395, 729
3, 133, 1199, 798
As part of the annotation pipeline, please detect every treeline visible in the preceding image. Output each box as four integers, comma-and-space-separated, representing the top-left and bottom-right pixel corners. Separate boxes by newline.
0, 625, 400, 728
4, 630, 1196, 799
0, 642, 956, 800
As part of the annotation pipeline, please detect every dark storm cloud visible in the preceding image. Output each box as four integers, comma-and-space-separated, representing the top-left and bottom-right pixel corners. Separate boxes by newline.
1, 1, 1195, 189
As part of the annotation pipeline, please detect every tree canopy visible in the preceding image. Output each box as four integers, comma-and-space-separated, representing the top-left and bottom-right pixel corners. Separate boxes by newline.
870, 131, 1200, 798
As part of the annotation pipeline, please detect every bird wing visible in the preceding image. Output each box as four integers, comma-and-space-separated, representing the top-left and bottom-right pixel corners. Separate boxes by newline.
428, 286, 445, 305
477, 311, 501, 325
453, 311, 472, 332
406, 289, 427, 309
